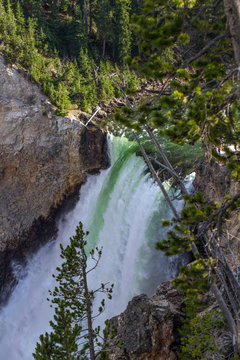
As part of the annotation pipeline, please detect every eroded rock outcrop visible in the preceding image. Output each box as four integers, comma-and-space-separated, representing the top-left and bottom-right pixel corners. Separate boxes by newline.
193, 157, 240, 261
193, 158, 239, 203
108, 282, 184, 360
0, 55, 109, 299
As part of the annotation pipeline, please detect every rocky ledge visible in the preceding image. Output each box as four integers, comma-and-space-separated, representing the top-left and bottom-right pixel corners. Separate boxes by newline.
0, 55, 109, 301
108, 281, 185, 360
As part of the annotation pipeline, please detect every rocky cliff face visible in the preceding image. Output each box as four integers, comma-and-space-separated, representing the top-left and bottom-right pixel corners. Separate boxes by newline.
193, 157, 239, 204
108, 282, 184, 360
0, 55, 109, 300
193, 157, 240, 261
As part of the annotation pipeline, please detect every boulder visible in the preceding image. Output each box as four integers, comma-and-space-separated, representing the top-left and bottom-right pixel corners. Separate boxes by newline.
108, 281, 184, 360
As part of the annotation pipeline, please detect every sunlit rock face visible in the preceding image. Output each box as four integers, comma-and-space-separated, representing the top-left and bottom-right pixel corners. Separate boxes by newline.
0, 55, 109, 299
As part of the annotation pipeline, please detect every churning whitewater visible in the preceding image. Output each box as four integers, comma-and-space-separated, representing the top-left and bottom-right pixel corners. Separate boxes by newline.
0, 136, 188, 359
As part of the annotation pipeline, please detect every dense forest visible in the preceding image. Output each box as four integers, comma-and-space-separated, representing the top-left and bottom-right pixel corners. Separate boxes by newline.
0, 0, 142, 114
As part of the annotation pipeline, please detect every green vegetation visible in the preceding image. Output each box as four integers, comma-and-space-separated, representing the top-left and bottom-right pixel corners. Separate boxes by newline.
33, 222, 114, 360
0, 0, 141, 115
113, 0, 240, 357
180, 304, 225, 359
2, 0, 240, 357
118, 0, 240, 178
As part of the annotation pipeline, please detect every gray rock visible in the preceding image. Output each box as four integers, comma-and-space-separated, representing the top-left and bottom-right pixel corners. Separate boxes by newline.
108, 281, 184, 360
0, 55, 109, 299
193, 158, 240, 263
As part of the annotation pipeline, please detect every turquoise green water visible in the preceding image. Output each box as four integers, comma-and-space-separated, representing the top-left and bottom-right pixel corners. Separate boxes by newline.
85, 137, 144, 251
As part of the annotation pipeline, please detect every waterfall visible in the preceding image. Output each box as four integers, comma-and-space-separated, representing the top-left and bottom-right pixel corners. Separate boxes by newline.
0, 135, 190, 359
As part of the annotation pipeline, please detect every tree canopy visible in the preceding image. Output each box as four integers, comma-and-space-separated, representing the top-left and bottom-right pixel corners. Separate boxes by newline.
118, 0, 240, 179
0, 0, 141, 114
114, 0, 240, 354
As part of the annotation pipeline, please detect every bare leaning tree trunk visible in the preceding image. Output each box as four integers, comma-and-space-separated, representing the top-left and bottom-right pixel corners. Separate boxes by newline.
83, 0, 88, 33
82, 253, 96, 360
224, 0, 240, 76
222, 1, 240, 349
132, 131, 180, 220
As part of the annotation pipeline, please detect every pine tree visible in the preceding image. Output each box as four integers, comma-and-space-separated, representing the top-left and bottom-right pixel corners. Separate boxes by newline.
15, 2, 25, 35
99, 61, 115, 101
33, 222, 113, 360
113, 0, 131, 62
96, 0, 113, 58
125, 0, 240, 176
115, 0, 240, 354
55, 82, 71, 116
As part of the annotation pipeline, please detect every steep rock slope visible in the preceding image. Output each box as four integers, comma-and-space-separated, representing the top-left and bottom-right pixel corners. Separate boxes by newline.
0, 55, 109, 299
108, 282, 184, 360
193, 158, 240, 261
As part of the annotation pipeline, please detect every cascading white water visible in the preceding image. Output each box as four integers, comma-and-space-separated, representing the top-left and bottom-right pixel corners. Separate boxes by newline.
0, 135, 190, 359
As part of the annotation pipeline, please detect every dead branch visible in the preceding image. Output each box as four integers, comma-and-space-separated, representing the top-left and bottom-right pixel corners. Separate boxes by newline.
185, 33, 230, 67
132, 131, 180, 220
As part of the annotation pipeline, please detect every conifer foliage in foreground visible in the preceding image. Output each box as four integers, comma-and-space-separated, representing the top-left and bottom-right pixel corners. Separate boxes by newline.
114, 0, 240, 355
33, 222, 113, 360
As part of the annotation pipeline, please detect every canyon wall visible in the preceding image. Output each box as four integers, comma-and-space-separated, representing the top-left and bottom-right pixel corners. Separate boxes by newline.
0, 55, 109, 300
193, 157, 240, 263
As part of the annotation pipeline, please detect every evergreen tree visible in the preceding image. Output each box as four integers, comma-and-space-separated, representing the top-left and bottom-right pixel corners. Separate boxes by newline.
0, 0, 139, 114
15, 1, 25, 34
124, 0, 240, 176
55, 82, 71, 116
96, 0, 113, 59
113, 0, 131, 62
33, 222, 113, 360
115, 0, 240, 353
99, 61, 115, 101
